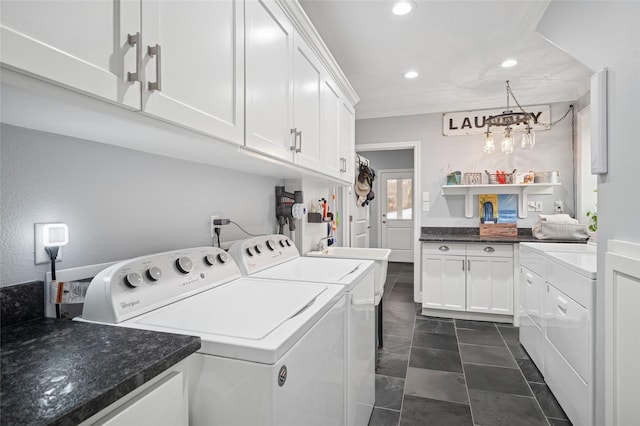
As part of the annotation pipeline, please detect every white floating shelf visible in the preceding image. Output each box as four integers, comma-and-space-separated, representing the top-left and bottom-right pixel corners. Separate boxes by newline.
441, 183, 562, 218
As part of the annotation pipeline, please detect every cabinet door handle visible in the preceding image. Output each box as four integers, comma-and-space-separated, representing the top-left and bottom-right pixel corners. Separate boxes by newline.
484, 246, 495, 253
525, 272, 533, 286
290, 128, 297, 151
295, 130, 302, 153
467, 259, 471, 271
127, 32, 141, 83
438, 245, 449, 252
462, 259, 465, 271
148, 44, 162, 91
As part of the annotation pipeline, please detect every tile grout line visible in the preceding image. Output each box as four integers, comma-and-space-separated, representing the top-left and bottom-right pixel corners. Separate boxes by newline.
497, 323, 552, 426
457, 320, 490, 426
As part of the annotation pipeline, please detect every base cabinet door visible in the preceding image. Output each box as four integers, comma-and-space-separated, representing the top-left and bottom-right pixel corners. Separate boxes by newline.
466, 256, 514, 314
1, 0, 141, 109
422, 254, 466, 311
140, 0, 244, 144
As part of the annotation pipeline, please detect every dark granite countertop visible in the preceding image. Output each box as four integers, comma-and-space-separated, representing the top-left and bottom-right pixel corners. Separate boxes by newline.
0, 318, 200, 426
419, 227, 588, 244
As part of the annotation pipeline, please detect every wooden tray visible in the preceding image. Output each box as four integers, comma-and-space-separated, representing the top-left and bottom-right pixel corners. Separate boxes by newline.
479, 223, 517, 237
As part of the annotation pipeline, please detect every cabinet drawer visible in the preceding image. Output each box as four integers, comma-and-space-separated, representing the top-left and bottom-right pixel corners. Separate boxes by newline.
422, 243, 465, 256
520, 266, 544, 329
466, 243, 513, 257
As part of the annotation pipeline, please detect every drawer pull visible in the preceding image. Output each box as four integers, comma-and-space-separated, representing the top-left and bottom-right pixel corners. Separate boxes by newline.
557, 304, 568, 314
462, 259, 465, 270
467, 259, 471, 271
483, 246, 495, 253
525, 272, 533, 286
439, 245, 449, 252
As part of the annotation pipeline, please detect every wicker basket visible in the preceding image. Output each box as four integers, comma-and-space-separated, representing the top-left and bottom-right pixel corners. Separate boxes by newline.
485, 170, 516, 184
463, 172, 482, 185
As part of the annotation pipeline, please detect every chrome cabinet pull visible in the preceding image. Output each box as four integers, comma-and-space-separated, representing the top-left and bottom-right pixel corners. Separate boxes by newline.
296, 130, 302, 153
127, 32, 141, 83
557, 304, 568, 314
290, 128, 297, 151
438, 245, 449, 252
462, 259, 465, 271
484, 246, 495, 253
467, 259, 471, 271
148, 44, 162, 91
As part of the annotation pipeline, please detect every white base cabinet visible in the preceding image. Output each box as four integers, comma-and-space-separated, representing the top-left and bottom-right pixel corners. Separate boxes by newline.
421, 243, 514, 319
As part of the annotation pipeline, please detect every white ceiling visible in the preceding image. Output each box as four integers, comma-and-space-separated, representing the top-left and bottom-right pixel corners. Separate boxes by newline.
300, 0, 593, 120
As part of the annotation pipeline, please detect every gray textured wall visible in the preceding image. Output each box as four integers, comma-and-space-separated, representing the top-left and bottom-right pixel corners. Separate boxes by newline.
1, 125, 282, 286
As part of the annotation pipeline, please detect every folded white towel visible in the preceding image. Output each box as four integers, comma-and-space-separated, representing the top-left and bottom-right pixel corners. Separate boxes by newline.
538, 214, 579, 225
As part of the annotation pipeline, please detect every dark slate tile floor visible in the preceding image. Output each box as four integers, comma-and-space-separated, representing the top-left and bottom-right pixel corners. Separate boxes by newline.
369, 262, 572, 426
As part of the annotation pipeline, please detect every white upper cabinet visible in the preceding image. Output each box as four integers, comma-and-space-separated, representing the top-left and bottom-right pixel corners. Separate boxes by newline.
339, 100, 356, 182
245, 0, 294, 161
140, 0, 244, 145
0, 0, 141, 109
291, 34, 322, 170
320, 76, 342, 177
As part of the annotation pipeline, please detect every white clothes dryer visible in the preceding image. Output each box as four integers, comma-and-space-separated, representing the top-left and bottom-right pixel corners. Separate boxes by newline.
228, 235, 376, 426
79, 246, 346, 426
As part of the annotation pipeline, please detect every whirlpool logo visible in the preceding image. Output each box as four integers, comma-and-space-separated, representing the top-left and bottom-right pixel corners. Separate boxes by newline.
120, 300, 140, 310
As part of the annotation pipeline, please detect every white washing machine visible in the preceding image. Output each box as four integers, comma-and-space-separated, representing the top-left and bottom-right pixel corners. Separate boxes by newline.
228, 235, 376, 426
79, 246, 346, 426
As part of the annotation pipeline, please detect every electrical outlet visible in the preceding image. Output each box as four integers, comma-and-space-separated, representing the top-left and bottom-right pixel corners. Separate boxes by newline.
555, 200, 564, 212
210, 215, 219, 238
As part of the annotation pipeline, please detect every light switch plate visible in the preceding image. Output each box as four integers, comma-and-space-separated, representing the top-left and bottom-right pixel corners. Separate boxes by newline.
422, 201, 430, 212
423, 192, 430, 202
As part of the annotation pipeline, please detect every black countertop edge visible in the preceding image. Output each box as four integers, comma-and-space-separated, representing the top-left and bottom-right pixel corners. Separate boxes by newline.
419, 227, 588, 244
0, 318, 201, 426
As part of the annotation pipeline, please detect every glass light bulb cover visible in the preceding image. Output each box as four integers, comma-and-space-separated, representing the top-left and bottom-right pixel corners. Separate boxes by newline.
501, 134, 514, 154
392, 1, 413, 15
483, 131, 495, 153
522, 129, 536, 149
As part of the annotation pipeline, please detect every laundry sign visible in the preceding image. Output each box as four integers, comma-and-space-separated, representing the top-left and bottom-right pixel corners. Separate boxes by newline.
443, 105, 551, 136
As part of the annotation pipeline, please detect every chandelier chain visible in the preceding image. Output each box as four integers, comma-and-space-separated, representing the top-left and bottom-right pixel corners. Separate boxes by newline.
507, 81, 574, 127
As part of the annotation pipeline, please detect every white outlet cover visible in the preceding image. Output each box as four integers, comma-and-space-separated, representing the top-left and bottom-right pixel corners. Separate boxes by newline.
422, 201, 430, 212
423, 192, 430, 202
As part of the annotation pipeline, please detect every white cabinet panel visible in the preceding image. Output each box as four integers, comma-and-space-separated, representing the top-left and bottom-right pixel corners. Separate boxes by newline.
520, 266, 544, 328
422, 254, 466, 311
1, 0, 140, 109
339, 101, 356, 182
245, 0, 294, 160
466, 256, 513, 315
292, 35, 322, 170
320, 77, 342, 177
141, 0, 243, 144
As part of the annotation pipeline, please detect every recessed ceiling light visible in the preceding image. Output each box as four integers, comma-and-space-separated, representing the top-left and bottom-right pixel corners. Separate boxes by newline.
404, 70, 419, 79
392, 1, 414, 16
501, 59, 518, 68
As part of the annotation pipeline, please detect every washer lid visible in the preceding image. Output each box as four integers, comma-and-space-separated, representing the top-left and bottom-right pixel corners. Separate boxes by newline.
252, 257, 373, 290
135, 279, 326, 340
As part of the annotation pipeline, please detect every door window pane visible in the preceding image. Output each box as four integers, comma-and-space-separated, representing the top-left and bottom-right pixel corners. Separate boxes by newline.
401, 179, 412, 219
386, 179, 397, 219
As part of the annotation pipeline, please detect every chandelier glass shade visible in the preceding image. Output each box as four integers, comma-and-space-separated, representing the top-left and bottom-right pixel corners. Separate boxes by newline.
483, 130, 495, 153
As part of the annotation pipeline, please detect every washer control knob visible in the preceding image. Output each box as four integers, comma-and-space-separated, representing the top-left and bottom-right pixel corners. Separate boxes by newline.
204, 254, 216, 266
217, 252, 229, 264
279, 240, 286, 247
175, 257, 193, 274
266, 239, 277, 251
124, 272, 143, 288
254, 244, 263, 254
246, 247, 255, 257
146, 266, 162, 281
285, 239, 292, 247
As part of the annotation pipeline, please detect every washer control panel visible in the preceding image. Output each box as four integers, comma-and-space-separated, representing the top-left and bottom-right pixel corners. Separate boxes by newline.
82, 247, 241, 323
228, 235, 299, 275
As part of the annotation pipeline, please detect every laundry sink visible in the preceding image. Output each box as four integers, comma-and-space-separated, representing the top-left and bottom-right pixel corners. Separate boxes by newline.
307, 247, 391, 304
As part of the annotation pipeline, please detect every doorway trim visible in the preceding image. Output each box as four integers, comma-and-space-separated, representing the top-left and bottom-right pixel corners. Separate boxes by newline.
356, 141, 421, 302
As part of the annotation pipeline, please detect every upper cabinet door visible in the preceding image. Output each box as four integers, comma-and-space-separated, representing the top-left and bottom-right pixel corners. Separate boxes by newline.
291, 34, 322, 170
320, 76, 342, 178
140, 0, 244, 145
0, 0, 141, 109
245, 0, 294, 161
339, 100, 356, 182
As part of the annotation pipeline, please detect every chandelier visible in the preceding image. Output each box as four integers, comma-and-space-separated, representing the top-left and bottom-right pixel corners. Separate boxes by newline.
483, 81, 536, 154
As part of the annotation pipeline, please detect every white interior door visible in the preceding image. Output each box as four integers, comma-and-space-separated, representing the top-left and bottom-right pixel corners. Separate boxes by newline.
381, 170, 414, 262
351, 196, 370, 248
